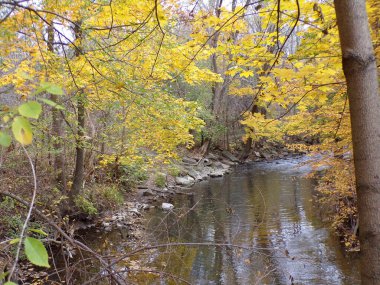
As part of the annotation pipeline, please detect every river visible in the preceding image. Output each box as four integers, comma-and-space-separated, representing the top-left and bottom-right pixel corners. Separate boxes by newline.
59, 158, 360, 284
142, 158, 360, 284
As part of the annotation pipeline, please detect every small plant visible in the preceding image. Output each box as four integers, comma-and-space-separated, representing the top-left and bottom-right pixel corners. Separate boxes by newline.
119, 163, 148, 189
75, 184, 124, 215
74, 195, 98, 215
168, 165, 181, 177
154, 173, 166, 188
1, 215, 23, 238
0, 196, 16, 210
0, 199, 24, 238
97, 185, 124, 208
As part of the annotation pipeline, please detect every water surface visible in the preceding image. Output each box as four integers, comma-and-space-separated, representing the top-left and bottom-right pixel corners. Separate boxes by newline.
144, 158, 360, 284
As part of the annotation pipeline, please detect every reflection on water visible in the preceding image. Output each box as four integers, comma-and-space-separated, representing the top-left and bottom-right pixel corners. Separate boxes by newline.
145, 158, 360, 285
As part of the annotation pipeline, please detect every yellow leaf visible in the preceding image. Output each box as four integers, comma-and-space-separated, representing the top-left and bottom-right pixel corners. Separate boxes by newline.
12, 116, 33, 145
240, 70, 254, 78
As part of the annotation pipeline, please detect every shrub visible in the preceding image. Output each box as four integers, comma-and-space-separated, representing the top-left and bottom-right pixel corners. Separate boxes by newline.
74, 195, 98, 215
75, 184, 124, 216
95, 185, 124, 209
316, 159, 358, 249
168, 165, 181, 177
119, 163, 148, 189
154, 173, 166, 188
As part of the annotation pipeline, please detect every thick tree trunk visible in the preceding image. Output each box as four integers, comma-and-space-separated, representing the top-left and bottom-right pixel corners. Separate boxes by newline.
334, 1, 380, 283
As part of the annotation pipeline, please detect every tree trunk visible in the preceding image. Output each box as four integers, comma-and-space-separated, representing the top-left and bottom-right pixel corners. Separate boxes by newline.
71, 22, 85, 200
210, 0, 223, 117
334, 1, 380, 283
207, 0, 238, 150
72, 96, 85, 197
240, 136, 253, 160
47, 24, 67, 193
240, 104, 266, 159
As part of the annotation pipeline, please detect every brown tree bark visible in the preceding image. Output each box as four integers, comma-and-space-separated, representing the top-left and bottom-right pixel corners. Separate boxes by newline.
334, 1, 380, 283
240, 104, 265, 160
47, 24, 67, 193
71, 22, 85, 200
210, 0, 224, 117
206, 0, 239, 151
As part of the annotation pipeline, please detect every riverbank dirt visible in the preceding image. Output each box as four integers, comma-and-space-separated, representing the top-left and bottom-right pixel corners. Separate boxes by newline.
87, 150, 242, 238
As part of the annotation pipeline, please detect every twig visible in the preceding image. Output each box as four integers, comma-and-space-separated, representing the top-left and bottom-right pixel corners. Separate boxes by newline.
276, 0, 281, 50
334, 93, 348, 139
0, 191, 124, 285
265, 82, 345, 125
154, 0, 165, 35
8, 145, 37, 281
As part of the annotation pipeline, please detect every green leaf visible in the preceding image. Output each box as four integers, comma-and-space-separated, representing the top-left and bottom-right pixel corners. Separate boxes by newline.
0, 271, 9, 280
9, 238, 20, 245
24, 237, 50, 268
12, 116, 33, 145
19, 71, 33, 80
38, 98, 65, 110
18, 101, 42, 119
4, 282, 17, 285
0, 132, 11, 147
29, 228, 48, 236
40, 82, 64, 95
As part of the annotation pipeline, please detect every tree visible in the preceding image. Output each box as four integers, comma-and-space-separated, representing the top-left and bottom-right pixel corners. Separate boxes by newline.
71, 20, 85, 201
334, 0, 380, 283
47, 22, 67, 194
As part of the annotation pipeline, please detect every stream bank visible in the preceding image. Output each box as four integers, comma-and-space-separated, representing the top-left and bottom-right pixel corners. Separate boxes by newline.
91, 148, 300, 238
85, 150, 243, 238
